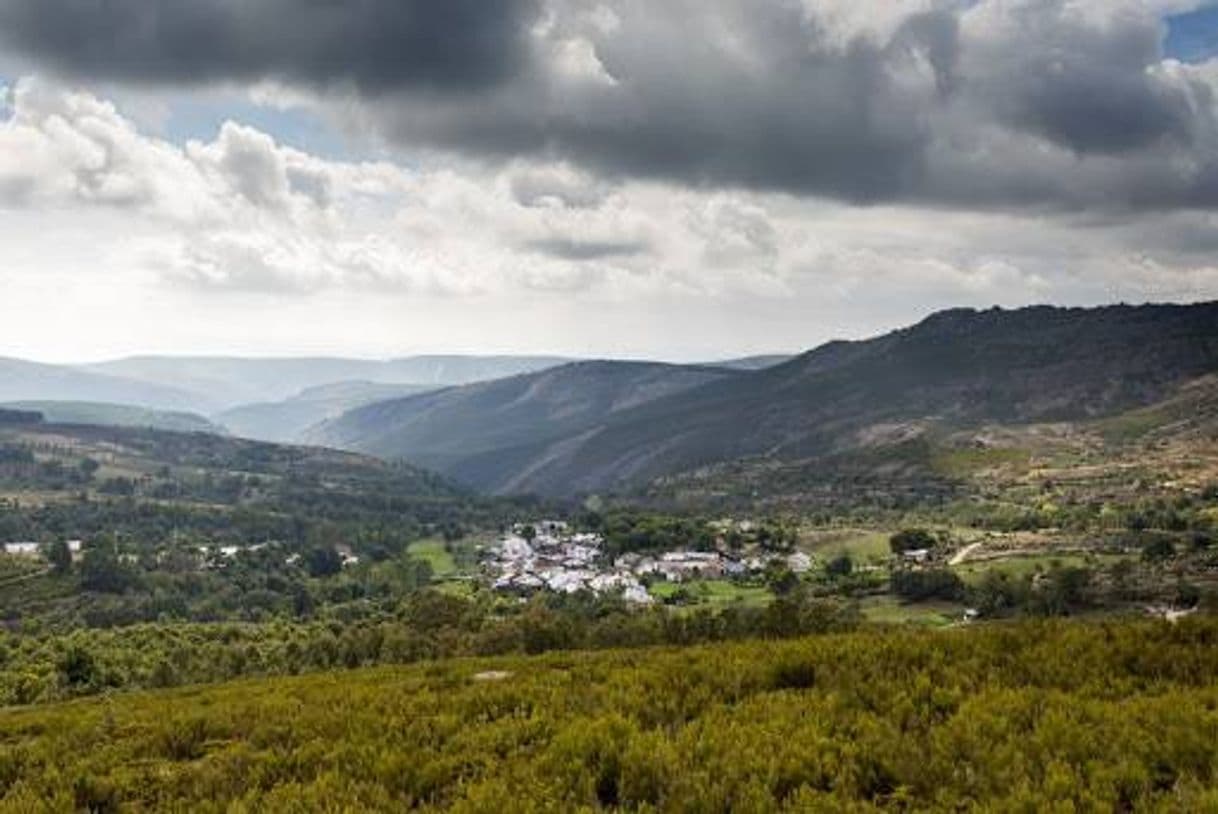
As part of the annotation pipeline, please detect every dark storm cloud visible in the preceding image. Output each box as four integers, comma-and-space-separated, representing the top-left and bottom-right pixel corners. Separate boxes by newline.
972, 0, 1197, 155
0, 0, 540, 92
380, 3, 960, 204
2, 0, 1217, 211
370, 0, 1218, 210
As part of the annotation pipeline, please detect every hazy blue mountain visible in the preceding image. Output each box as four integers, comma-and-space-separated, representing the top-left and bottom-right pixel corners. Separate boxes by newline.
308, 360, 741, 493
2, 401, 223, 434
0, 358, 207, 411
82, 355, 575, 409
313, 303, 1218, 497
217, 381, 438, 443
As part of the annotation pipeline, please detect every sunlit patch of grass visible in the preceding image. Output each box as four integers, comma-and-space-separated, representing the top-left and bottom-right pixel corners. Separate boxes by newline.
801, 529, 891, 562
859, 595, 961, 627
952, 552, 1132, 586
929, 446, 1032, 478
649, 579, 772, 609
406, 539, 458, 577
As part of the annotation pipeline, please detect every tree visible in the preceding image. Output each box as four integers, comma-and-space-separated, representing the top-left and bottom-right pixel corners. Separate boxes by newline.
44, 539, 73, 575
825, 554, 854, 578
80, 544, 137, 594
305, 546, 343, 578
891, 568, 964, 601
58, 646, 96, 687
1142, 537, 1176, 563
764, 562, 799, 596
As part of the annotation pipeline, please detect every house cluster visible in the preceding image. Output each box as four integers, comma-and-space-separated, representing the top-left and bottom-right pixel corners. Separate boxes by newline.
487, 521, 816, 604
489, 523, 653, 604
615, 549, 812, 582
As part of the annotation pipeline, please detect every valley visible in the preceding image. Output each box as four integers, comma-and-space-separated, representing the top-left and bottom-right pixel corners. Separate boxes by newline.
1, 303, 1217, 809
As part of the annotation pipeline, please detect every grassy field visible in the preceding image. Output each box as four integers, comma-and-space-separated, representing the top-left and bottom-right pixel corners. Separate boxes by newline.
800, 528, 892, 563
929, 445, 1033, 477
858, 595, 963, 627
649, 579, 773, 608
406, 539, 459, 578
3, 620, 1218, 811
952, 552, 1132, 585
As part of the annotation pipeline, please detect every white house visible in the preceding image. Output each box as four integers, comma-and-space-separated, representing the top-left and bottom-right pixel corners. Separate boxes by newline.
787, 551, 814, 573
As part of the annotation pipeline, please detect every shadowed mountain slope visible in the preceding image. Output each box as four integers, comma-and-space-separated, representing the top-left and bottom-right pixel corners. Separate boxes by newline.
313, 303, 1218, 497
308, 360, 742, 493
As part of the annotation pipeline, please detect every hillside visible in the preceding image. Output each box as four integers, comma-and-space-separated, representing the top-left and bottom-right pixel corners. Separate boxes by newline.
216, 381, 437, 443
3, 621, 1218, 811
84, 355, 574, 409
308, 360, 741, 493
316, 303, 1218, 497
0, 419, 517, 629
0, 358, 206, 412
2, 401, 222, 434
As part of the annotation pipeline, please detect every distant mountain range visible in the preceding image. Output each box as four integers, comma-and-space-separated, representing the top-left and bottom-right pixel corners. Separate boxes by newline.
0, 401, 223, 434
82, 355, 577, 410
0, 358, 203, 411
0, 353, 792, 443
7, 305, 1215, 500
311, 303, 1218, 496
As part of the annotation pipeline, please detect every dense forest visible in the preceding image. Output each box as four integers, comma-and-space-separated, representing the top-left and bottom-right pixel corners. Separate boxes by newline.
3, 620, 1218, 811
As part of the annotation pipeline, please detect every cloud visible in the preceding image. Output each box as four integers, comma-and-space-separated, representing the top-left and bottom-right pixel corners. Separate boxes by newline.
2, 76, 1218, 323
0, 0, 540, 93
3, 1, 1216, 211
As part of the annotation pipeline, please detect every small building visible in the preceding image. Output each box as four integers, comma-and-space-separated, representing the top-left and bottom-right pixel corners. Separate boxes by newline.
2, 542, 40, 557
787, 551, 813, 573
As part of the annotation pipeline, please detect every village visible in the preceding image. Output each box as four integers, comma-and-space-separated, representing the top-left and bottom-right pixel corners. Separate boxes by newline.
485, 520, 814, 605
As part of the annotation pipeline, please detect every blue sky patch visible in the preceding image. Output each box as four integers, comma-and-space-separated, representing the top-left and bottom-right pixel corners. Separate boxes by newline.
1165, 4, 1218, 63
165, 95, 360, 161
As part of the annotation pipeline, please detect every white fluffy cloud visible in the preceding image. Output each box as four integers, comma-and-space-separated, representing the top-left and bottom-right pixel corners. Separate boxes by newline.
0, 72, 1216, 361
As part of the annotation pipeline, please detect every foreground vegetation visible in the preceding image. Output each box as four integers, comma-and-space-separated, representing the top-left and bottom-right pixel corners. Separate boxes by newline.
0, 589, 858, 706
3, 619, 1218, 811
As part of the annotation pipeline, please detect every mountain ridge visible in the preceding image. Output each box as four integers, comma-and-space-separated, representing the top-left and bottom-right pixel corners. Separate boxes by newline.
312, 302, 1218, 496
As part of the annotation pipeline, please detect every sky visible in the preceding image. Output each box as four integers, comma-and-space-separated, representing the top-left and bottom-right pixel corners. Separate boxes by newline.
0, 0, 1216, 364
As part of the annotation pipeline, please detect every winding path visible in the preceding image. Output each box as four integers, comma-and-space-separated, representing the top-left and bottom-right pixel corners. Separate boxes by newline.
948, 542, 983, 567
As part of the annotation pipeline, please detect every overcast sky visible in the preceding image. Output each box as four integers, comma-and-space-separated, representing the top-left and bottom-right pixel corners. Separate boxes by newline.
1, 0, 1216, 363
